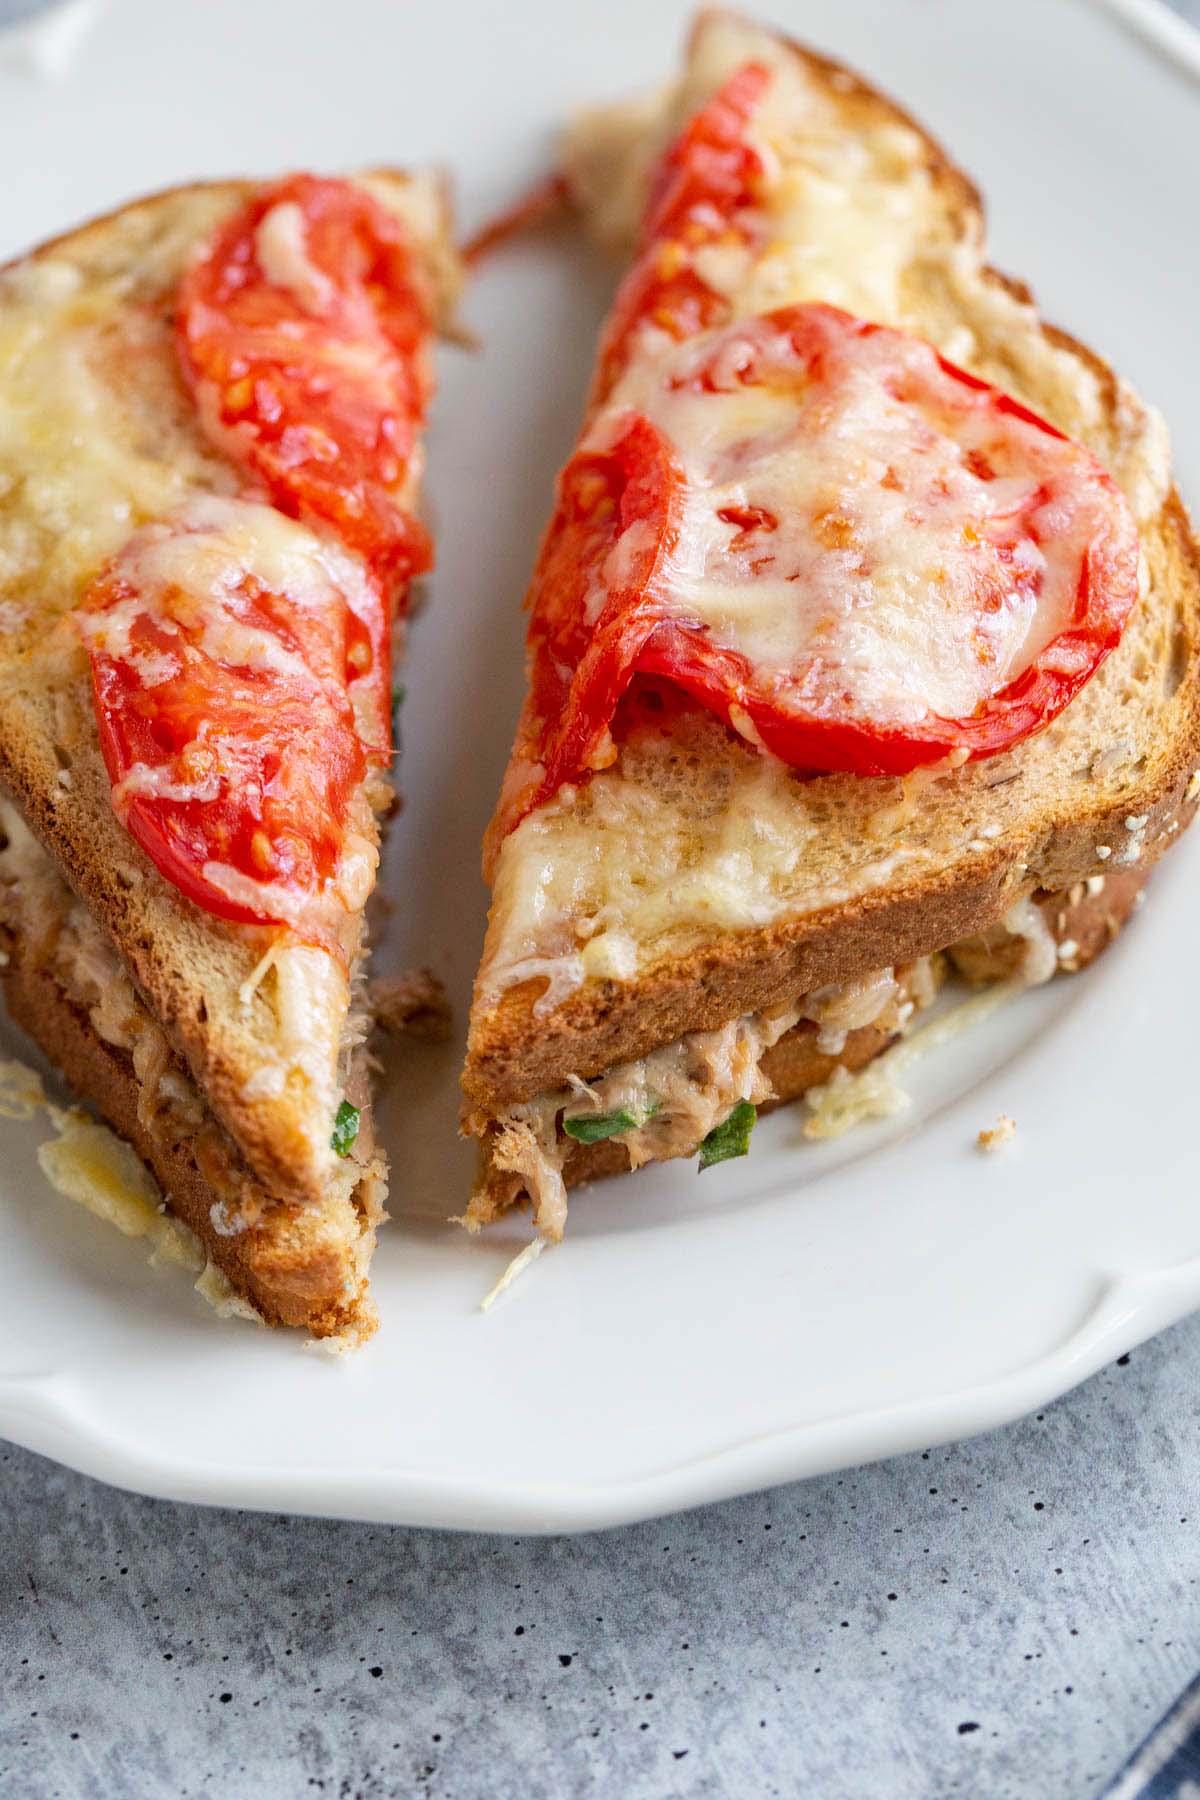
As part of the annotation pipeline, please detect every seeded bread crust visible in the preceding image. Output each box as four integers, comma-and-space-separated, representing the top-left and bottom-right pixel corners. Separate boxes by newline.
470, 866, 1148, 1218
463, 20, 1200, 1118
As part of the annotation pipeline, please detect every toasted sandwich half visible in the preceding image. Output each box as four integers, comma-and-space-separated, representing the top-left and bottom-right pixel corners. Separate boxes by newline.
0, 173, 460, 1338
461, 13, 1200, 1239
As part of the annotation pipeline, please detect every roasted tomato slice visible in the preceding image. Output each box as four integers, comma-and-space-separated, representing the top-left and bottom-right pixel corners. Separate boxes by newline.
79, 498, 379, 945
78, 174, 435, 939
594, 61, 769, 400
484, 414, 684, 867
177, 172, 433, 602
490, 304, 1139, 852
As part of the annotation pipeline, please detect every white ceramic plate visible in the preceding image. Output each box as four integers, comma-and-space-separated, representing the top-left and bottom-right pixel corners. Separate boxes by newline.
0, 0, 1197, 1533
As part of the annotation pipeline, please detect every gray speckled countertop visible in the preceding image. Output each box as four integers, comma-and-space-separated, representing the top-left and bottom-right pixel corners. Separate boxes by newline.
3, 1314, 1199, 1799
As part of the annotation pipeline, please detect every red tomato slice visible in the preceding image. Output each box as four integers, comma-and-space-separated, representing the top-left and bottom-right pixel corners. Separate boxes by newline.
482, 414, 685, 871
177, 173, 432, 589
491, 304, 1139, 852
79, 499, 376, 943
594, 62, 769, 400
79, 175, 433, 942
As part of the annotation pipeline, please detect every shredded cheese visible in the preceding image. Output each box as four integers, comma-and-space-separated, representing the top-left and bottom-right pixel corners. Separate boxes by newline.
237, 939, 284, 1009
479, 1235, 546, 1312
0, 1051, 263, 1325
803, 981, 1022, 1140
0, 1058, 47, 1119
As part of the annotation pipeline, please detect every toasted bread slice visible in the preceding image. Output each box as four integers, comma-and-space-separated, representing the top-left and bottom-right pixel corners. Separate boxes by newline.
462, 14, 1200, 1222
0, 177, 460, 1336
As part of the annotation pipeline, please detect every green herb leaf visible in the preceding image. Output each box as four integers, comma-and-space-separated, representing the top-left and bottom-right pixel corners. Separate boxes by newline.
562, 1108, 640, 1145
331, 1099, 361, 1157
698, 1100, 756, 1171
562, 1100, 660, 1145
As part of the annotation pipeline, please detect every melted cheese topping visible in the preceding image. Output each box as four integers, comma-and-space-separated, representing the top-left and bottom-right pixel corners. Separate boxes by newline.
482, 16, 1170, 999
79, 491, 383, 742
83, 494, 374, 668
568, 15, 1168, 521
0, 241, 236, 648
0, 172, 455, 660
254, 201, 336, 314
599, 312, 1103, 730
74, 489, 386, 946
480, 735, 908, 1004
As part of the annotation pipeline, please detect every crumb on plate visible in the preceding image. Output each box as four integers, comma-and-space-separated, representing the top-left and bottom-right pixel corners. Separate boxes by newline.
976, 1113, 1016, 1153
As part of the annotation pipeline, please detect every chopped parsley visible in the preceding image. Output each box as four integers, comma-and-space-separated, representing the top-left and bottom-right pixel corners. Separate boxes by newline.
331, 1099, 361, 1157
698, 1101, 757, 1171
562, 1100, 660, 1145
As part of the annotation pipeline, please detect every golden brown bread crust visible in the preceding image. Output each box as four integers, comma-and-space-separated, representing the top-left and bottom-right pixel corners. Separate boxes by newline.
464, 624, 1200, 1112
0, 945, 379, 1337
463, 22, 1200, 1116
470, 861, 1150, 1218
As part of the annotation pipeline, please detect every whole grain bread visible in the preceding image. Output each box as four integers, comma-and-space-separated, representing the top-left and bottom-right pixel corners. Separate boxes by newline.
0, 177, 459, 1334
462, 14, 1200, 1119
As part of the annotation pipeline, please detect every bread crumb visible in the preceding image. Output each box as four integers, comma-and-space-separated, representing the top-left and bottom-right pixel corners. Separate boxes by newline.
1187, 770, 1200, 803
369, 968, 452, 1042
1096, 845, 1112, 860
302, 1314, 376, 1355
976, 1114, 1016, 1153
1086, 875, 1105, 896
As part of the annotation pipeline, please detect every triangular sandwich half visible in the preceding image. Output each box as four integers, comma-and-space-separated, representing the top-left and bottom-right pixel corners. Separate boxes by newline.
0, 173, 460, 1338
461, 13, 1200, 1239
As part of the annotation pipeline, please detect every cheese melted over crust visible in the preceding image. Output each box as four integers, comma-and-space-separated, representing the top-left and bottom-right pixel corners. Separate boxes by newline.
0, 243, 236, 649
598, 311, 1115, 730
480, 15, 1171, 1007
